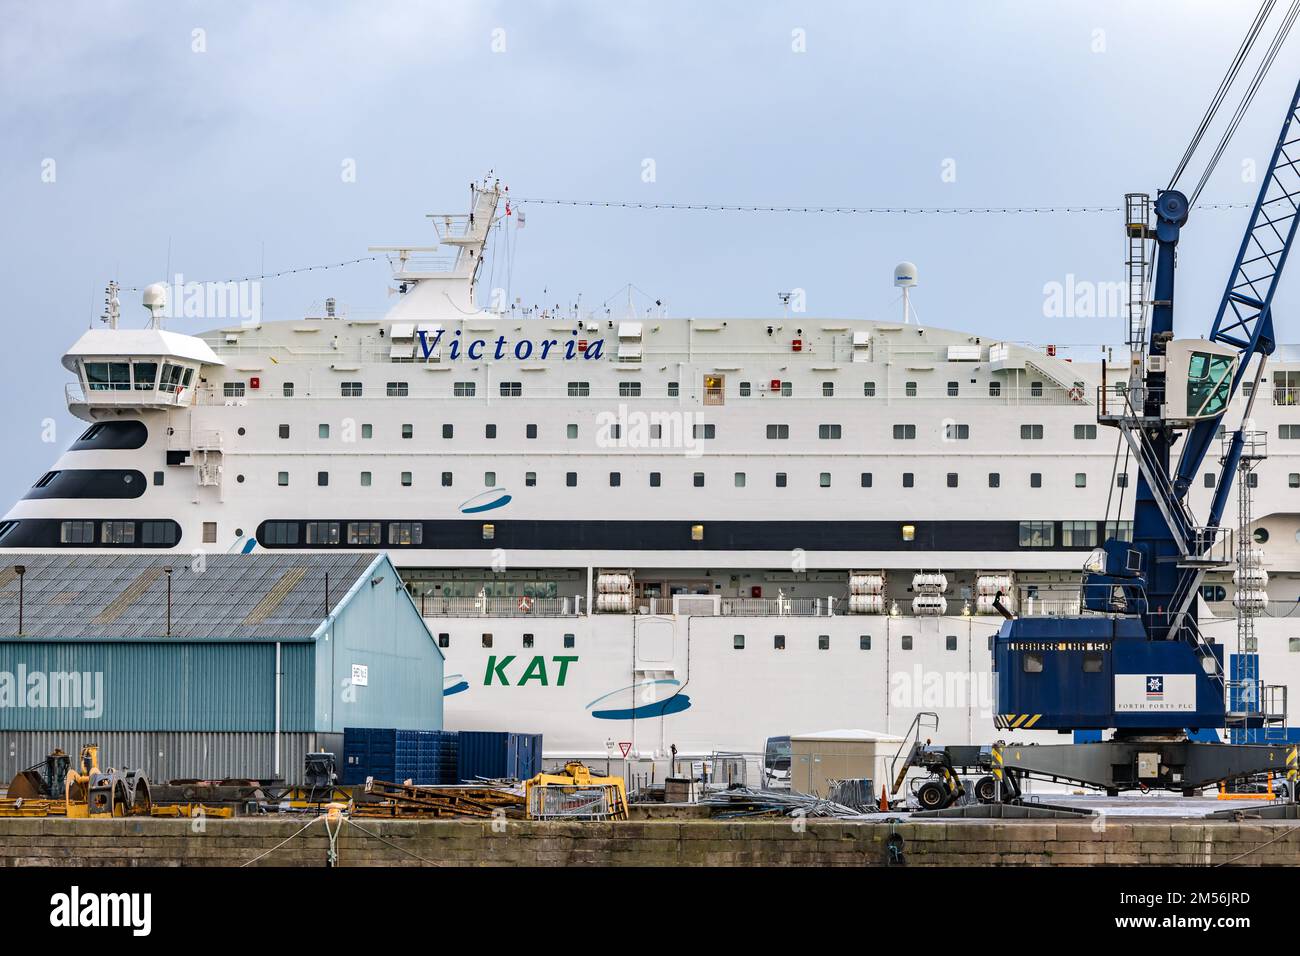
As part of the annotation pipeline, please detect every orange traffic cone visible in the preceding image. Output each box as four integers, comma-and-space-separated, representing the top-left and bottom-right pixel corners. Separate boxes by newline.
879, 785, 890, 812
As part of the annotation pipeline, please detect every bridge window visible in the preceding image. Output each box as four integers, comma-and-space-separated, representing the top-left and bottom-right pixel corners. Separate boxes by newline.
85, 361, 130, 391
132, 361, 158, 390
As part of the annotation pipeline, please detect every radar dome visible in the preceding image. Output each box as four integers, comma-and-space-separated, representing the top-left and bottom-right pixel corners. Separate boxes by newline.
143, 283, 168, 315
893, 262, 918, 288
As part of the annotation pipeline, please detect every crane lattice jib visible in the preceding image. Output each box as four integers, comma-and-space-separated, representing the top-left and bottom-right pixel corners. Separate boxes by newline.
1209, 77, 1300, 358
1175, 78, 1300, 504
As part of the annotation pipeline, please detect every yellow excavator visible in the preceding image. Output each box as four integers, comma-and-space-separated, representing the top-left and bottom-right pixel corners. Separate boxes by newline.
525, 761, 629, 820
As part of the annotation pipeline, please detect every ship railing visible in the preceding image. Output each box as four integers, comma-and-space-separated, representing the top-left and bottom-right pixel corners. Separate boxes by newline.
1273, 386, 1300, 406
416, 595, 582, 617
638, 596, 833, 616
1206, 599, 1300, 619
66, 381, 188, 408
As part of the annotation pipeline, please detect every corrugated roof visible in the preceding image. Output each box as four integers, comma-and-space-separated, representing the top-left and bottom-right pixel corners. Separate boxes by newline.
0, 552, 379, 640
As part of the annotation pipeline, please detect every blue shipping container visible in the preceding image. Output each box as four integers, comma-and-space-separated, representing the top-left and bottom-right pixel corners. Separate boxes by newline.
455, 731, 543, 783
342, 727, 460, 786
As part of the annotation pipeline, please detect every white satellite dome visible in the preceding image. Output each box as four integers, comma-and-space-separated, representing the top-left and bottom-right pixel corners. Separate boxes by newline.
893, 261, 918, 288
142, 282, 168, 315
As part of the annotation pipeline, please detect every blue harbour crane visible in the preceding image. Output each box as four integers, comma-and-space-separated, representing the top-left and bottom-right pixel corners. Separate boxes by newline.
985, 72, 1300, 797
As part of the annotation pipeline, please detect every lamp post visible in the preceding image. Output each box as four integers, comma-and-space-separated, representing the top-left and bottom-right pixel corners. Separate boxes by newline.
14, 565, 25, 636
163, 567, 173, 636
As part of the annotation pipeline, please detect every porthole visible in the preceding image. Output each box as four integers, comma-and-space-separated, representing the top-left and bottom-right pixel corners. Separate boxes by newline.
235, 528, 244, 536
236, 474, 245, 483
1254, 528, 1270, 544
238, 427, 246, 436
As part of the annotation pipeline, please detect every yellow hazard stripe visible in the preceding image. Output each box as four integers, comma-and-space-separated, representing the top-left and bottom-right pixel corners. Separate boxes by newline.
1024, 714, 1042, 728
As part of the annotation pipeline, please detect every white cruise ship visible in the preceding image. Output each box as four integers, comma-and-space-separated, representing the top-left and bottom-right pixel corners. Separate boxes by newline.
4, 178, 1300, 766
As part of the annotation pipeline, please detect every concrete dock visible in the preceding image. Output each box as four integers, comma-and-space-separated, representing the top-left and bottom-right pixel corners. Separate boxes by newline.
3, 815, 1300, 866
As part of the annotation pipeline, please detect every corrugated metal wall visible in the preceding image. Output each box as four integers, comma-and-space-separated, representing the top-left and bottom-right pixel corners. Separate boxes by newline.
0, 731, 326, 785
0, 642, 314, 731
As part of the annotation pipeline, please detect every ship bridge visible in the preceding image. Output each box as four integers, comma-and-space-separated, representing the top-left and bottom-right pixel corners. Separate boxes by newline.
62, 328, 224, 421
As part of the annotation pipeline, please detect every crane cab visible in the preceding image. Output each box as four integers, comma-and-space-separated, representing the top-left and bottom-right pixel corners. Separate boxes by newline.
1160, 338, 1238, 423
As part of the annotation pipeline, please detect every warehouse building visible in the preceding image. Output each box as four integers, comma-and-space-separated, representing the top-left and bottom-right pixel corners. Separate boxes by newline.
0, 552, 443, 784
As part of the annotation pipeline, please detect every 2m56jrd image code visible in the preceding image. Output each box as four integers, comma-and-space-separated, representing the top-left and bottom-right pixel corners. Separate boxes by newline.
1122, 892, 1251, 906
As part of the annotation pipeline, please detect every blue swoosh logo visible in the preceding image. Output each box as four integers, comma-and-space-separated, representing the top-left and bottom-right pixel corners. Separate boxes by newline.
459, 488, 512, 514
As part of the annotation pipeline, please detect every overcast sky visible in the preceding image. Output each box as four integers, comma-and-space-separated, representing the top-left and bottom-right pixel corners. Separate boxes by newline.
2, 1, 1298, 505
